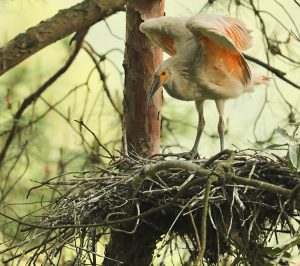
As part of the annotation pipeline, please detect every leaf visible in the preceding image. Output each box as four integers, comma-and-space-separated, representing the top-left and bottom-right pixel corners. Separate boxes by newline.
264, 143, 288, 150
262, 246, 291, 258
275, 126, 293, 141
273, 235, 300, 250
262, 262, 274, 266
282, 251, 292, 258
263, 246, 282, 256
288, 143, 300, 172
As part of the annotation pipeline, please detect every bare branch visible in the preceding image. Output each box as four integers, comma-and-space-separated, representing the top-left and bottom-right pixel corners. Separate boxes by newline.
0, 30, 87, 166
293, 0, 300, 8
244, 54, 300, 89
0, 0, 125, 76
74, 119, 115, 160
82, 43, 123, 120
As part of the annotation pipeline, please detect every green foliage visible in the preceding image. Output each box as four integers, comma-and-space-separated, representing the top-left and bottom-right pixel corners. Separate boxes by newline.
276, 125, 300, 172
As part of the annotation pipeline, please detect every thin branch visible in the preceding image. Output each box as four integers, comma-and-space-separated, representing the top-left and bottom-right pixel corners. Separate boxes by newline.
0, 0, 125, 76
0, 30, 87, 166
189, 213, 201, 266
244, 54, 300, 89
104, 20, 124, 40
74, 119, 115, 160
82, 44, 123, 120
0, 158, 296, 233
293, 0, 300, 8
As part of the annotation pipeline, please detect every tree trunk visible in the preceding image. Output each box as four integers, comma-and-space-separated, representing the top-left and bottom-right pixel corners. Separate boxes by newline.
123, 0, 164, 157
104, 1, 164, 265
104, 226, 161, 266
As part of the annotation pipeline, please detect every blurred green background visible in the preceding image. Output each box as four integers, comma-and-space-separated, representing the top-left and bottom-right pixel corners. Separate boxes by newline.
0, 0, 300, 264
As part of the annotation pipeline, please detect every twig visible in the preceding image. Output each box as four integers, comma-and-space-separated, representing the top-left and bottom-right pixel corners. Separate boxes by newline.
105, 204, 140, 234
196, 173, 218, 266
244, 54, 300, 89
0, 0, 125, 76
203, 149, 234, 168
82, 44, 123, 120
74, 119, 115, 160
189, 212, 201, 266
0, 30, 87, 166
293, 0, 300, 8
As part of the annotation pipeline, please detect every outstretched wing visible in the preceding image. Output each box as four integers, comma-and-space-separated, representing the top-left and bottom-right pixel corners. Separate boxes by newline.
186, 14, 252, 85
139, 16, 193, 56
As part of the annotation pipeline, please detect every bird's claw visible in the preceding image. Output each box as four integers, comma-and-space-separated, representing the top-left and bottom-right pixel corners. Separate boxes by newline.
177, 149, 199, 160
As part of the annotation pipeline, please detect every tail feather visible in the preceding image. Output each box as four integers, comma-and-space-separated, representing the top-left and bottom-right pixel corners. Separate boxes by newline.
252, 72, 270, 85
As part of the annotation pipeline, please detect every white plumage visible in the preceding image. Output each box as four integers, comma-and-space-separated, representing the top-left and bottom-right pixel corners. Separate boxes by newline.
140, 14, 268, 158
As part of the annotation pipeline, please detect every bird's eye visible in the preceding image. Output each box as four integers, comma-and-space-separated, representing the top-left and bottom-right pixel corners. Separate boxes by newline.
162, 71, 166, 75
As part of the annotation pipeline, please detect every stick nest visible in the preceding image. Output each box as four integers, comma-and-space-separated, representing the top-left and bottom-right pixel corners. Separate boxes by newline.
2, 150, 300, 265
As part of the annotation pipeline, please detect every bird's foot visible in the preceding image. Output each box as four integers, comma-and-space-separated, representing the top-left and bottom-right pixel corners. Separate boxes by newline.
176, 149, 199, 160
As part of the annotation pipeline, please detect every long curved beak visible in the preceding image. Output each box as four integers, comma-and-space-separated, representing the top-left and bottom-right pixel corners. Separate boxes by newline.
147, 76, 160, 106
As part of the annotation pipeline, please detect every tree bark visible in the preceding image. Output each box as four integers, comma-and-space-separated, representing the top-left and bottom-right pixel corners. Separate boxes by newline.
104, 226, 160, 266
0, 0, 125, 76
123, 0, 164, 157
104, 1, 164, 265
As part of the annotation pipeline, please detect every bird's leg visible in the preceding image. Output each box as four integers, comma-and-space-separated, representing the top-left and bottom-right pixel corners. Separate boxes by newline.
191, 101, 205, 154
218, 116, 225, 151
215, 99, 225, 151
178, 101, 205, 160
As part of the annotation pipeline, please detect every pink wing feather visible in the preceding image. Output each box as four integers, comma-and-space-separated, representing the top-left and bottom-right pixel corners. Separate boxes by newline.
187, 14, 253, 85
140, 14, 254, 85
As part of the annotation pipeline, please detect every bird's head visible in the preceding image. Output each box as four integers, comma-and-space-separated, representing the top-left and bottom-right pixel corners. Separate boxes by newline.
147, 66, 170, 106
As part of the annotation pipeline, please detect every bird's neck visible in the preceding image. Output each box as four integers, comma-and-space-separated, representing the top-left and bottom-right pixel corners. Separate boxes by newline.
164, 57, 200, 101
